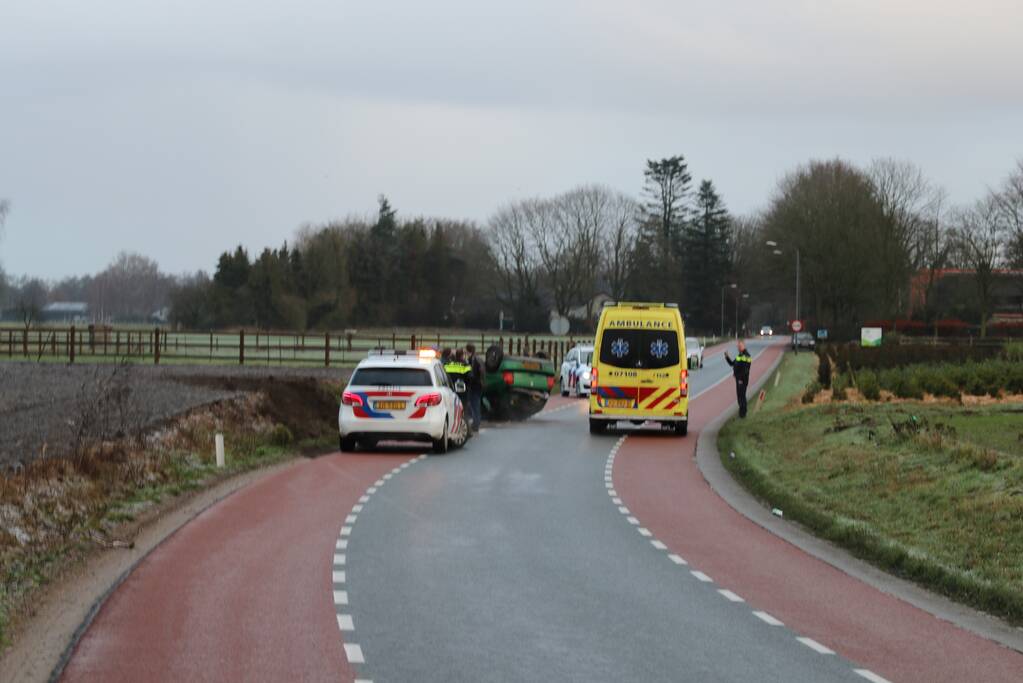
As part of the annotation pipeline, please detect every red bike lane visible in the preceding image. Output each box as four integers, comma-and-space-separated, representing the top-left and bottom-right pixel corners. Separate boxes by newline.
614, 343, 1023, 682
60, 452, 413, 683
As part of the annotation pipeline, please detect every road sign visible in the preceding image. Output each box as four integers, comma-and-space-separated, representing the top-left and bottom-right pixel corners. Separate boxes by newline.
791, 320, 803, 333
550, 315, 570, 336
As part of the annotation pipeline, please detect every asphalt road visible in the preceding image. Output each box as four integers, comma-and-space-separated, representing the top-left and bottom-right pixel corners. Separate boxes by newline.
59, 338, 1023, 682
345, 340, 859, 682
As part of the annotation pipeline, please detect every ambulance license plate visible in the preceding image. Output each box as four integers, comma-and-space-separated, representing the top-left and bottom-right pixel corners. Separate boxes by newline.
375, 401, 406, 410
605, 399, 632, 409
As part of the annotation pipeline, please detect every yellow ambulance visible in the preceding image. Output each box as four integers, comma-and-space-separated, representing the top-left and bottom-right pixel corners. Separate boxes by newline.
588, 302, 689, 435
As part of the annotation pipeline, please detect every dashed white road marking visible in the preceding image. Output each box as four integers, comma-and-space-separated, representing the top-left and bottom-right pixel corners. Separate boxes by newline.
796, 637, 835, 655
854, 670, 892, 683
618, 506, 630, 514
668, 554, 687, 565
637, 527, 653, 537
753, 611, 784, 626
718, 589, 744, 602
611, 497, 622, 505
691, 570, 713, 583
331, 454, 426, 678
344, 643, 365, 664
626, 516, 640, 525
651, 540, 667, 550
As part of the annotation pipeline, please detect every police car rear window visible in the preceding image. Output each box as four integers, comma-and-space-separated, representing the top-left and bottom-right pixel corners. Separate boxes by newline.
350, 368, 434, 386
599, 330, 680, 369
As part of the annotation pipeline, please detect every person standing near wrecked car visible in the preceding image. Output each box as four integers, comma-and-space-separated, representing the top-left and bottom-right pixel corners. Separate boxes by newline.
444, 349, 473, 431
465, 343, 485, 431
724, 341, 753, 418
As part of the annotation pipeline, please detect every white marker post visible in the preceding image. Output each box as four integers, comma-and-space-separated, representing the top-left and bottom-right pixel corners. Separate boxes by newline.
215, 433, 225, 468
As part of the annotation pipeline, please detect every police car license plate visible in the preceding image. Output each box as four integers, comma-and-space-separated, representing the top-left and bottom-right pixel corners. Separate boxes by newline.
375, 401, 406, 410
605, 399, 632, 409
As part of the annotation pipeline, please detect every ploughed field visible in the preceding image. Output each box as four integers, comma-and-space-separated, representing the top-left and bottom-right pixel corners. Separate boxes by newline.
0, 363, 350, 469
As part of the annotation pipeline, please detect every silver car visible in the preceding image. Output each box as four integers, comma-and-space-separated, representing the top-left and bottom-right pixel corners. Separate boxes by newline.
560, 345, 594, 397
685, 337, 704, 369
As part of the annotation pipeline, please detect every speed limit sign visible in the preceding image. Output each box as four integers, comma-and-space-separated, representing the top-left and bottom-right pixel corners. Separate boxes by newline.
791, 320, 803, 333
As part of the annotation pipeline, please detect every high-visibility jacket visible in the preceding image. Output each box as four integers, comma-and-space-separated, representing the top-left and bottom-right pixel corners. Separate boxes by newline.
726, 352, 752, 383
444, 362, 472, 378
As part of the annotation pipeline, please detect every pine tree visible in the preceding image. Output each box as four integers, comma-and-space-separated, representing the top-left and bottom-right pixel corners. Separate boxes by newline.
631, 156, 693, 303
682, 180, 732, 330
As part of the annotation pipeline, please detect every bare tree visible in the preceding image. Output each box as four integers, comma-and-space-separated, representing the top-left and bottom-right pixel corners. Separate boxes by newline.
868, 158, 945, 315
600, 191, 639, 301
954, 195, 1008, 337
489, 201, 543, 330
915, 188, 955, 322
993, 159, 1023, 266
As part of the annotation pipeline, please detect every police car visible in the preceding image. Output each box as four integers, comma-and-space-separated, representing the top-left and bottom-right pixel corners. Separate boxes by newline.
339, 349, 468, 453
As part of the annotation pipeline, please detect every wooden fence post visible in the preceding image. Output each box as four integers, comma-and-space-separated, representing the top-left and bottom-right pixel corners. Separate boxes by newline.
411, 334, 416, 350
154, 327, 161, 365
69, 326, 76, 364
239, 329, 245, 365
325, 331, 331, 367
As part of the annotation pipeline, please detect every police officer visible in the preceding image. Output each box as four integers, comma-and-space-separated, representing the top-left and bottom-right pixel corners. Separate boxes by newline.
465, 343, 485, 431
724, 341, 753, 418
444, 349, 473, 429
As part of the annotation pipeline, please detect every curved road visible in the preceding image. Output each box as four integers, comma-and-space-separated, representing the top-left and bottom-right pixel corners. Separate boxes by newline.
61, 339, 1023, 682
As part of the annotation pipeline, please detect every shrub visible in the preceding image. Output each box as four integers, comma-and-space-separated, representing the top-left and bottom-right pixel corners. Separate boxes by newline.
857, 370, 881, 401
269, 424, 294, 447
816, 352, 832, 389
832, 374, 849, 401
802, 381, 822, 404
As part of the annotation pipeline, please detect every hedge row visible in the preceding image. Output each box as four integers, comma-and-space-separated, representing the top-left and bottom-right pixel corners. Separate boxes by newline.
841, 360, 1023, 400
823, 343, 1002, 372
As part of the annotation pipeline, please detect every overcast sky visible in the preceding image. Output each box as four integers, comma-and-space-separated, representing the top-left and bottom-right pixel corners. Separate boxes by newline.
2, 0, 1021, 280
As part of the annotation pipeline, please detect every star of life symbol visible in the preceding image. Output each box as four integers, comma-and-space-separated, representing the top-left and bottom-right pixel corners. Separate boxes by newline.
610, 337, 629, 358
650, 338, 670, 359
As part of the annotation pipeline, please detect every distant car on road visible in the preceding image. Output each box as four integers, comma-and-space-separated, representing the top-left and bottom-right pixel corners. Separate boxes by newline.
685, 337, 704, 369
339, 349, 468, 454
760, 325, 773, 336
560, 344, 594, 397
792, 331, 816, 351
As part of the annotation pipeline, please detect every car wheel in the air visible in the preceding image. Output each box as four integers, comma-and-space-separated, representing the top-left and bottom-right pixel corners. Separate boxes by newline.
485, 344, 504, 373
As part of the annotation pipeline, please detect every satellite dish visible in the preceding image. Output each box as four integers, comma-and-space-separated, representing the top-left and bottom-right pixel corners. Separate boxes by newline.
550, 315, 570, 336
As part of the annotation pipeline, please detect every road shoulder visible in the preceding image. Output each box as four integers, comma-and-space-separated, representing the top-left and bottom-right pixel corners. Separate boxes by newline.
695, 352, 1023, 655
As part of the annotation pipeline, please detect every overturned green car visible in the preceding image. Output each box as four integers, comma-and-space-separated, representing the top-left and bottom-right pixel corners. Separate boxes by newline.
481, 345, 556, 421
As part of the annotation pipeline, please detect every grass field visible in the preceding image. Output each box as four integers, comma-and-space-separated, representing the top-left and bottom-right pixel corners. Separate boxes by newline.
720, 352, 1023, 624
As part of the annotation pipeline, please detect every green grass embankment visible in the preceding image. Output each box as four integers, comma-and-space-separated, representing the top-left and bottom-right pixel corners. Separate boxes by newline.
719, 352, 1023, 624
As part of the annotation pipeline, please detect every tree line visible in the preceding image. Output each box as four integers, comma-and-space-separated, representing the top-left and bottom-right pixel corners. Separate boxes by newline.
3, 155, 1021, 337
734, 158, 1023, 338
171, 155, 736, 334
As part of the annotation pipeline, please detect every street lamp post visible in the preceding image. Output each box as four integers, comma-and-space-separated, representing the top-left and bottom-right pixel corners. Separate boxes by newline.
735, 292, 749, 340
766, 241, 801, 326
721, 283, 737, 338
